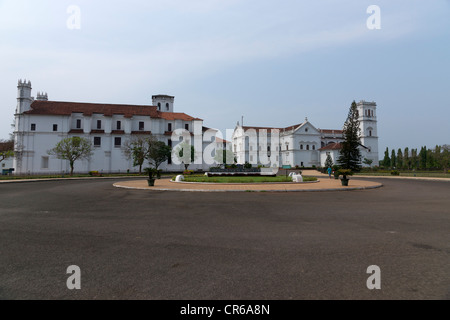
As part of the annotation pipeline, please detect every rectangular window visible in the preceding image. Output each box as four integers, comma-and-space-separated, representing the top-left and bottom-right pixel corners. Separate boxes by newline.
97, 120, 102, 129
168, 139, 172, 147
185, 123, 189, 131
117, 121, 121, 130
76, 119, 81, 129
307, 145, 310, 150
168, 123, 172, 131
94, 137, 101, 147
114, 137, 121, 147
286, 145, 289, 150
139, 121, 144, 131
250, 155, 253, 161
53, 124, 58, 132
31, 123, 36, 131
41, 156, 49, 169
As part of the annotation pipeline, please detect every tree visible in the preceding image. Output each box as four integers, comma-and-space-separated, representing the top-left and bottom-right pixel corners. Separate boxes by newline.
363, 158, 373, 168
419, 146, 427, 169
411, 148, 418, 169
48, 137, 93, 176
147, 140, 171, 171
0, 139, 14, 164
214, 149, 236, 168
123, 136, 152, 173
324, 154, 334, 168
397, 148, 403, 169
382, 147, 390, 168
337, 101, 362, 171
391, 149, 397, 168
176, 142, 196, 170
403, 147, 410, 169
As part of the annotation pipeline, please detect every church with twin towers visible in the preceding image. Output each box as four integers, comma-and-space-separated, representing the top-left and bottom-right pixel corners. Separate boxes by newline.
11, 79, 379, 174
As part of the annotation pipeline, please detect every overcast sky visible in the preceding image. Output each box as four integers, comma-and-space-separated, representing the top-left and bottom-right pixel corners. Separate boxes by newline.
1, 0, 449, 154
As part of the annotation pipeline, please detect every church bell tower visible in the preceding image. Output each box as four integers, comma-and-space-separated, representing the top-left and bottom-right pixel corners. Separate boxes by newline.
356, 100, 379, 166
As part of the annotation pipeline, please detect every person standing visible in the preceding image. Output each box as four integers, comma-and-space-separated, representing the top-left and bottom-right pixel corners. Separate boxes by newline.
327, 167, 332, 179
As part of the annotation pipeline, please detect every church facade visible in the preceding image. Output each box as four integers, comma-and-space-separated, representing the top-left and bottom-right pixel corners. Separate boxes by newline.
12, 80, 224, 174
231, 101, 379, 168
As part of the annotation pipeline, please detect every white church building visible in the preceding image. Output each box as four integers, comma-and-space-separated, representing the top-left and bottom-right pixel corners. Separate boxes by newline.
12, 79, 227, 174
231, 101, 379, 168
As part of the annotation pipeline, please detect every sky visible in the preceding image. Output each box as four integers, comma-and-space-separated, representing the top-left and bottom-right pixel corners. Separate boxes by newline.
1, 0, 449, 156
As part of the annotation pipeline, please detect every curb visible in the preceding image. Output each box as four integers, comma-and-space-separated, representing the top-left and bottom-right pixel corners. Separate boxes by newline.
354, 175, 450, 182
113, 182, 383, 193
0, 176, 148, 184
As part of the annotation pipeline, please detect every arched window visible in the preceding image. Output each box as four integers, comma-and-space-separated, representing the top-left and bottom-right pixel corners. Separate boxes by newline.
312, 145, 315, 150
305, 128, 308, 132
306, 145, 310, 150
166, 103, 169, 111
369, 130, 372, 136
157, 102, 161, 110
300, 144, 303, 150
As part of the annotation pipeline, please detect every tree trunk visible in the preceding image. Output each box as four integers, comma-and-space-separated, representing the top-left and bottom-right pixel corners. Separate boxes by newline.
139, 164, 142, 174
70, 161, 74, 176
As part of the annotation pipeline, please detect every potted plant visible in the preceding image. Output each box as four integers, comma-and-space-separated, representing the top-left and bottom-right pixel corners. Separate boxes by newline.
337, 169, 353, 186
333, 170, 340, 179
144, 168, 156, 186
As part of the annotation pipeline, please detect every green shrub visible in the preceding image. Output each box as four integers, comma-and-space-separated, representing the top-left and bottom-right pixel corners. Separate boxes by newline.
391, 170, 400, 176
337, 169, 353, 178
244, 162, 252, 169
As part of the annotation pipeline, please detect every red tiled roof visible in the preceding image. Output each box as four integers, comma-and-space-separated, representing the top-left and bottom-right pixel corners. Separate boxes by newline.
283, 123, 304, 131
215, 137, 230, 143
24, 100, 202, 121
131, 131, 152, 135
319, 142, 343, 151
68, 129, 83, 134
0, 141, 14, 152
319, 129, 343, 135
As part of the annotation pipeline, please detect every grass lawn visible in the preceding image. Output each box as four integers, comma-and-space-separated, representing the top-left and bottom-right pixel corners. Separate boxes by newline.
354, 171, 449, 178
178, 175, 317, 183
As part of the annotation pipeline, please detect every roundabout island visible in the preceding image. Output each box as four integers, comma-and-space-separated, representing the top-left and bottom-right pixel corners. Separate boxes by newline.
113, 170, 382, 192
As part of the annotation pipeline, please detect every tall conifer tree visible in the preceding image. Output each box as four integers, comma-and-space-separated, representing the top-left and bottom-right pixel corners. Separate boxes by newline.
338, 101, 362, 171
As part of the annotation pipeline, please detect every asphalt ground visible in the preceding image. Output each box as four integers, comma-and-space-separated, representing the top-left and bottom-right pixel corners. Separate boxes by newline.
0, 178, 449, 300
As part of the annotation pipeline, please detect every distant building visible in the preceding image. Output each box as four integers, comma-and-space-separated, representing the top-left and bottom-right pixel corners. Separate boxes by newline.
232, 101, 379, 168
12, 80, 219, 174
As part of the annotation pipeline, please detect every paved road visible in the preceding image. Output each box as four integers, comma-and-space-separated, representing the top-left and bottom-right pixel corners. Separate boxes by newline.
0, 178, 449, 299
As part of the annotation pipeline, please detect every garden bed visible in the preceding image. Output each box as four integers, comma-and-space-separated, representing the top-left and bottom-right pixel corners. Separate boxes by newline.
173, 175, 317, 183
